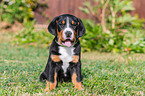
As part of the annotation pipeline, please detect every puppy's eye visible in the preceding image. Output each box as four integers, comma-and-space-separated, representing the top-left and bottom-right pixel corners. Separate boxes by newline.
71, 21, 77, 26
59, 21, 65, 27
72, 21, 74, 25
62, 21, 65, 24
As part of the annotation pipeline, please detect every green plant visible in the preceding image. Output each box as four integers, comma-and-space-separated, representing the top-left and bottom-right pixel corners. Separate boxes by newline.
14, 20, 54, 47
0, 0, 52, 47
0, 0, 37, 24
80, 0, 145, 53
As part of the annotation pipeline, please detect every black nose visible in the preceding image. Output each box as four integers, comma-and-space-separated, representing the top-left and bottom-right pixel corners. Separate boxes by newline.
65, 31, 72, 37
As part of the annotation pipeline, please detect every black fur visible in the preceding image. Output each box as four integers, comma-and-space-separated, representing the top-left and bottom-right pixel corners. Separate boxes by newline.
40, 14, 85, 84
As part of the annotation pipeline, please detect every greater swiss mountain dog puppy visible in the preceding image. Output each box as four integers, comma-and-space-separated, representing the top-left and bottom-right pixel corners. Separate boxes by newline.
40, 14, 86, 91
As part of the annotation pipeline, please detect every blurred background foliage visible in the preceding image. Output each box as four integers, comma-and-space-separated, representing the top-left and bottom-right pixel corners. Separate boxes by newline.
80, 0, 145, 53
0, 0, 37, 24
0, 0, 51, 47
0, 0, 145, 53
13, 20, 54, 47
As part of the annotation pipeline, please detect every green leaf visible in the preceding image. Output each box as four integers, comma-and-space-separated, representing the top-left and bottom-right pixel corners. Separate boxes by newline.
79, 7, 90, 14
83, 1, 91, 8
117, 14, 136, 24
116, 0, 134, 11
121, 1, 135, 11
109, 39, 114, 45
85, 19, 95, 28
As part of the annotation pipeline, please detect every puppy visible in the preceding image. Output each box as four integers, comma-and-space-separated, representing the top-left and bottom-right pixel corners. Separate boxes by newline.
40, 14, 86, 91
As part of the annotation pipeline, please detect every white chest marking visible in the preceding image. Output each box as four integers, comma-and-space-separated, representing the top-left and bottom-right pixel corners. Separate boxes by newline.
59, 46, 74, 75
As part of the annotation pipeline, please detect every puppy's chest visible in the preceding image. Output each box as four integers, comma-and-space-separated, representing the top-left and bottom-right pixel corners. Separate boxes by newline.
59, 46, 75, 73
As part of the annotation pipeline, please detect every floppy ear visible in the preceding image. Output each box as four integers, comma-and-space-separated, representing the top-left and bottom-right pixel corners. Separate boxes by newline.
77, 18, 86, 37
48, 16, 59, 36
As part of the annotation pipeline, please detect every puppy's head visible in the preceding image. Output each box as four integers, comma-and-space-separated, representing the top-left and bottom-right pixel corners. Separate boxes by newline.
48, 14, 86, 47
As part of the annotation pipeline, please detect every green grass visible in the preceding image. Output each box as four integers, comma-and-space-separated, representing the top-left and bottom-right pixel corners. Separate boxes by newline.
0, 33, 144, 95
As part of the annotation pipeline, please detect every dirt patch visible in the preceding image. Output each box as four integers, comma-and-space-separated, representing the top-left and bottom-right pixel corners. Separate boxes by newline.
0, 21, 23, 33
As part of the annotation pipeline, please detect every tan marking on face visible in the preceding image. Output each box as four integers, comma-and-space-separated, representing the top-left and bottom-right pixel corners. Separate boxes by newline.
72, 55, 79, 63
44, 72, 57, 91
72, 21, 74, 25
56, 20, 58, 24
72, 73, 83, 90
57, 29, 65, 44
51, 55, 61, 62
62, 20, 65, 24
71, 29, 77, 45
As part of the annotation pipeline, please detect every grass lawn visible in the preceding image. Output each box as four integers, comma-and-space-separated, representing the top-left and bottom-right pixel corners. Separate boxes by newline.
0, 33, 144, 95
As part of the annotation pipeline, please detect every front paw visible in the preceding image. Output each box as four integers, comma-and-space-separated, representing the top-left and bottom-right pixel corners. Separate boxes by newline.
72, 55, 79, 63
44, 80, 50, 92
44, 88, 49, 92
44, 81, 57, 91
74, 82, 84, 90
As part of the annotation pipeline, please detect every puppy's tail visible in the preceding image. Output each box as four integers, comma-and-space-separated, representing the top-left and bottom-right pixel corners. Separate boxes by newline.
39, 72, 47, 82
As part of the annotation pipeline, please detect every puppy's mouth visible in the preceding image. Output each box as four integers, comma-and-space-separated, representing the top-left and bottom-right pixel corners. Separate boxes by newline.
61, 39, 73, 47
